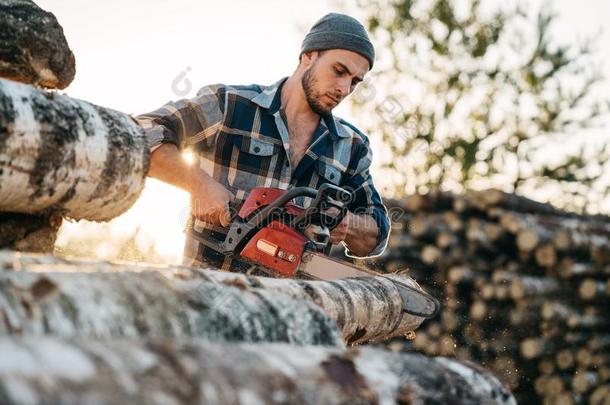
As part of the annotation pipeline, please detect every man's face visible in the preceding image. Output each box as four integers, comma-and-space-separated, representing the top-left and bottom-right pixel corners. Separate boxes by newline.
301, 49, 369, 115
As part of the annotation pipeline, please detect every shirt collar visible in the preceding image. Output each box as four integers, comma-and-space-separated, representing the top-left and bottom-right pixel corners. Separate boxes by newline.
251, 77, 286, 111
251, 77, 350, 139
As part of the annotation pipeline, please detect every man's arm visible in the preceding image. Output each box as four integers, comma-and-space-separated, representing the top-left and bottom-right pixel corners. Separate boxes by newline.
149, 144, 234, 226
329, 212, 379, 257
329, 135, 390, 257
136, 84, 234, 226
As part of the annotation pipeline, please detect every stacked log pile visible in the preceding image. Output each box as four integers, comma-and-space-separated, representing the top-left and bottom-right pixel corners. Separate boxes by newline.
366, 190, 610, 404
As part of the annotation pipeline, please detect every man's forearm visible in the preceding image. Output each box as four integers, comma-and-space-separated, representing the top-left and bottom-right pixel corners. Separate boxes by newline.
148, 143, 203, 192
148, 143, 235, 227
344, 212, 379, 257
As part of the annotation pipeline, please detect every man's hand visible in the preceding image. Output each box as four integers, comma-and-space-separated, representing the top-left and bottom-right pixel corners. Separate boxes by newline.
148, 143, 235, 227
189, 174, 235, 227
328, 210, 349, 244
327, 210, 379, 257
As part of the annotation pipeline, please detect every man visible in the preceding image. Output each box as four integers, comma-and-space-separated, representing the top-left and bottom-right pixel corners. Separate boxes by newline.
137, 13, 390, 271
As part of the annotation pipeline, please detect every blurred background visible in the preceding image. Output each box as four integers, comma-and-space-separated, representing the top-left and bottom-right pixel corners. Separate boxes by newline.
36, 0, 610, 264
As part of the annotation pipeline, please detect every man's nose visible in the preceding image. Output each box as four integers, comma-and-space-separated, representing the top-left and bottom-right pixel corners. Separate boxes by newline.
335, 79, 351, 97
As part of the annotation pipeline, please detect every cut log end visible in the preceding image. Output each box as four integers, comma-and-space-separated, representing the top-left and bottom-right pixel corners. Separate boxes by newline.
0, 0, 76, 89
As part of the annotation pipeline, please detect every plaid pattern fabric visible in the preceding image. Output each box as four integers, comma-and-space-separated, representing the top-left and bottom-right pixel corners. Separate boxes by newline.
136, 77, 390, 271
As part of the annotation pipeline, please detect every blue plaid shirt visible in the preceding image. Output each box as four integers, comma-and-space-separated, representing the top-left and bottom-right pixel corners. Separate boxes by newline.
136, 77, 390, 270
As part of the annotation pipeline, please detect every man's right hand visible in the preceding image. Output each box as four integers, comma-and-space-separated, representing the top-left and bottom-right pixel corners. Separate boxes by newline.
189, 173, 235, 227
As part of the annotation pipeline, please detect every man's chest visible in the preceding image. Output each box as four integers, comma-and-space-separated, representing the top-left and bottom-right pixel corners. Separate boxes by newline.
196, 108, 350, 196
286, 120, 317, 171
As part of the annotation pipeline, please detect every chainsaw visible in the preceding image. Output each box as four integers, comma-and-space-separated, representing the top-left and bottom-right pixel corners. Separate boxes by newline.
197, 184, 439, 318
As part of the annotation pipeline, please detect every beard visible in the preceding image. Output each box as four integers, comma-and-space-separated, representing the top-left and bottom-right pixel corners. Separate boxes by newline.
301, 64, 335, 115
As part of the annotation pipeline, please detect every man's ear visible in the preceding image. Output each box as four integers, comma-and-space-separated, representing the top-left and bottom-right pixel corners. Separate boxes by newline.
300, 51, 316, 67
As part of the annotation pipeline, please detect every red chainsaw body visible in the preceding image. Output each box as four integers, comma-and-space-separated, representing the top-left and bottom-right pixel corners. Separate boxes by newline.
240, 220, 307, 277
238, 188, 308, 277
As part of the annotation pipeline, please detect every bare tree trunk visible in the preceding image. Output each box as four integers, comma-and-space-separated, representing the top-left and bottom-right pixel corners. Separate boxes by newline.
0, 251, 427, 344
0, 0, 75, 89
0, 336, 516, 405
0, 78, 150, 221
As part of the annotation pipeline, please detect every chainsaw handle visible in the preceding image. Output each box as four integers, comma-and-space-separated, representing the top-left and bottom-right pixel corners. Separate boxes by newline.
217, 185, 352, 254
249, 187, 318, 226
317, 184, 351, 231
292, 184, 352, 232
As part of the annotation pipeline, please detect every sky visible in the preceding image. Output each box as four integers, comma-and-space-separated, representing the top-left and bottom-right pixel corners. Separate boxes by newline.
35, 0, 610, 264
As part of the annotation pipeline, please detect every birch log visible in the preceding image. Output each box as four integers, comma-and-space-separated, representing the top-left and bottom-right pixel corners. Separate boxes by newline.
0, 78, 150, 220
0, 336, 516, 405
0, 0, 75, 89
0, 255, 343, 346
0, 251, 427, 344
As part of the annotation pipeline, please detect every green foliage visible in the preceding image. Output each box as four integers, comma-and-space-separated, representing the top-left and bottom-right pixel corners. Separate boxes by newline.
351, 0, 609, 212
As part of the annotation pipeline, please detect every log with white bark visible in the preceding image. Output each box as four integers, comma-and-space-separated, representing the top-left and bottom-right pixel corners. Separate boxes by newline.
553, 229, 610, 256
0, 0, 75, 89
0, 78, 149, 220
509, 275, 561, 300
0, 251, 427, 344
558, 258, 610, 279
0, 260, 343, 347
0, 336, 516, 405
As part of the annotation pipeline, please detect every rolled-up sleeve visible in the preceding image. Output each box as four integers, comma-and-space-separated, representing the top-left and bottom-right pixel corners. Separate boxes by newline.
343, 135, 391, 257
135, 84, 227, 152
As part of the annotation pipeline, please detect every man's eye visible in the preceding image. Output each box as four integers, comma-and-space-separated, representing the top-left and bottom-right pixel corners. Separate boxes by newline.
334, 68, 344, 75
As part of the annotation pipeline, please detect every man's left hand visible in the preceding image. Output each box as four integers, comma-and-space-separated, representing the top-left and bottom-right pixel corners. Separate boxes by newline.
327, 210, 379, 257
329, 210, 350, 244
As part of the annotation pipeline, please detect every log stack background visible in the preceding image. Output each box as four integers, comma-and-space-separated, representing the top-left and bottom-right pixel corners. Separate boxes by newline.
359, 190, 610, 404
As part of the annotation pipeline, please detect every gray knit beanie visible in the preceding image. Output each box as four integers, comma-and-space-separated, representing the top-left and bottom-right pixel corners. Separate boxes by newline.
301, 13, 375, 69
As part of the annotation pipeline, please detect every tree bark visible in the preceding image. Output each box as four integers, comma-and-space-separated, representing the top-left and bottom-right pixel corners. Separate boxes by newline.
0, 251, 427, 344
0, 0, 75, 89
0, 336, 516, 405
0, 78, 150, 221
